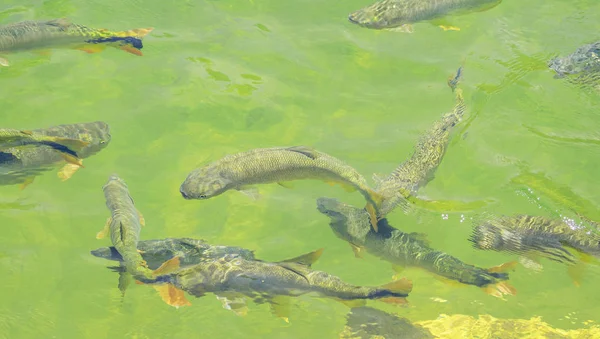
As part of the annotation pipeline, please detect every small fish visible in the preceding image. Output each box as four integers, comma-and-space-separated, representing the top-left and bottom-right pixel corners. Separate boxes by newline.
136, 248, 413, 316
97, 175, 179, 282
470, 214, 600, 286
374, 69, 466, 217
91, 237, 256, 269
0, 128, 87, 165
317, 197, 517, 298
0, 18, 153, 66
180, 146, 384, 231
348, 0, 502, 32
0, 121, 111, 187
341, 306, 434, 339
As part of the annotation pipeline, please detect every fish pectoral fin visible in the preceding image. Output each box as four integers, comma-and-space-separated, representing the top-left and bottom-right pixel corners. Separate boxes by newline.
136, 209, 146, 226
481, 281, 517, 299
73, 44, 107, 54
237, 186, 260, 200
430, 19, 461, 31
285, 146, 319, 160
387, 24, 414, 33
96, 217, 112, 239
279, 248, 324, 267
268, 296, 292, 323
277, 181, 295, 189
380, 278, 413, 295
486, 261, 518, 274
59, 154, 84, 168
0, 57, 9, 67
364, 203, 379, 232
152, 256, 181, 276
58, 163, 81, 181
19, 177, 35, 190
349, 243, 364, 259
216, 293, 248, 316
151, 284, 192, 308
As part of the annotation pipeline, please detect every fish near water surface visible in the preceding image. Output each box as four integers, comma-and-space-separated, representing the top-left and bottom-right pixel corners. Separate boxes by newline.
348, 0, 502, 32
180, 146, 384, 231
374, 67, 467, 217
0, 122, 111, 187
0, 128, 87, 164
470, 214, 600, 286
317, 197, 517, 298
0, 19, 153, 66
548, 41, 600, 91
137, 248, 414, 317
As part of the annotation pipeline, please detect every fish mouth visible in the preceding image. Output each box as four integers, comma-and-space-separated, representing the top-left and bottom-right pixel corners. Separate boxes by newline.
180, 186, 192, 199
316, 197, 346, 221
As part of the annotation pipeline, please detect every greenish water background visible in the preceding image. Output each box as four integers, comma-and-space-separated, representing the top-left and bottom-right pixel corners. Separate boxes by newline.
1, 0, 599, 337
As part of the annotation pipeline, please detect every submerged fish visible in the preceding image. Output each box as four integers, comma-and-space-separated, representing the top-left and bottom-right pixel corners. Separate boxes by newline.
0, 128, 87, 164
0, 121, 111, 187
548, 41, 600, 82
317, 197, 517, 297
340, 306, 434, 339
180, 146, 384, 231
96, 175, 178, 282
348, 0, 502, 32
0, 18, 153, 66
470, 214, 600, 286
137, 248, 413, 316
91, 237, 256, 269
374, 67, 467, 217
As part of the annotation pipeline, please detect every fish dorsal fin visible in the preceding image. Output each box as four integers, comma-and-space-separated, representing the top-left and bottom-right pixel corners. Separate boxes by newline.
285, 146, 319, 160
278, 248, 324, 267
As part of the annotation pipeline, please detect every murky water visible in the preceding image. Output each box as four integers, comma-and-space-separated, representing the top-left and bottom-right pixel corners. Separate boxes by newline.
1, 0, 599, 338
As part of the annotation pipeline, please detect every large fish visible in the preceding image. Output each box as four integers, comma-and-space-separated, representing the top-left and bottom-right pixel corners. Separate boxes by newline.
470, 214, 600, 286
317, 197, 517, 297
137, 248, 413, 318
0, 128, 87, 163
91, 237, 256, 269
374, 67, 467, 217
96, 175, 178, 282
548, 41, 600, 90
0, 18, 153, 66
180, 146, 384, 231
348, 0, 502, 32
0, 121, 111, 187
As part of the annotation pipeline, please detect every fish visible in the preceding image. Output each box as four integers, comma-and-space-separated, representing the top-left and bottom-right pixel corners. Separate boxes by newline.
470, 214, 600, 286
548, 41, 600, 81
0, 128, 88, 164
317, 197, 517, 298
340, 306, 434, 339
373, 67, 467, 217
0, 121, 111, 187
96, 175, 179, 283
91, 237, 256, 269
0, 18, 153, 66
180, 146, 384, 231
348, 0, 502, 32
136, 248, 413, 317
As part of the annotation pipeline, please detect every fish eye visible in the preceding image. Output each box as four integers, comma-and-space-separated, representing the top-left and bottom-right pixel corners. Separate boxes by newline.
99, 140, 106, 144
199, 194, 207, 199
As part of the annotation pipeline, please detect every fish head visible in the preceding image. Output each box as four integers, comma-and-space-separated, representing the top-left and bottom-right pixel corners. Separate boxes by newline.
348, 0, 407, 29
77, 121, 112, 157
317, 197, 370, 242
469, 223, 505, 250
179, 167, 228, 200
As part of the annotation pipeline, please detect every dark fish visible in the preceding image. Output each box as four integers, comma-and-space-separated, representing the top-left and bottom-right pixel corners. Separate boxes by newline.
0, 18, 153, 66
340, 306, 434, 339
317, 197, 517, 298
348, 0, 502, 32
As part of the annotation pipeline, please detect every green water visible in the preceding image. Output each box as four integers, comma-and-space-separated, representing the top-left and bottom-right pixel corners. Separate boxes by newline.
1, 0, 600, 337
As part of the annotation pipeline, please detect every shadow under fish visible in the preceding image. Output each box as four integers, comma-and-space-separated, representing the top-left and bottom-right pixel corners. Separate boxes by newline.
340, 306, 434, 339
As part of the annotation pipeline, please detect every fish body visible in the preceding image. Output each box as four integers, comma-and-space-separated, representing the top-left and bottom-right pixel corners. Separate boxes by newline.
101, 174, 152, 279
0, 19, 153, 66
375, 72, 466, 217
0, 122, 111, 185
317, 197, 515, 295
0, 128, 86, 158
470, 215, 600, 262
148, 250, 412, 310
91, 237, 256, 270
180, 146, 383, 230
348, 0, 501, 30
548, 41, 600, 90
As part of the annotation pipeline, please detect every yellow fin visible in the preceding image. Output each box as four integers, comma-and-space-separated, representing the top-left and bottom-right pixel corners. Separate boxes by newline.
337, 182, 357, 193
0, 57, 9, 67
269, 296, 292, 323
380, 278, 413, 295
481, 281, 517, 298
137, 208, 146, 226
277, 181, 295, 189
73, 44, 107, 54
19, 177, 35, 190
486, 261, 518, 274
20, 130, 33, 135
122, 27, 154, 38
50, 136, 89, 153
567, 262, 586, 287
58, 163, 80, 181
279, 248, 324, 267
364, 203, 379, 232
152, 256, 181, 276
350, 243, 364, 259
151, 284, 192, 308
60, 153, 84, 167
439, 25, 460, 31
96, 217, 111, 239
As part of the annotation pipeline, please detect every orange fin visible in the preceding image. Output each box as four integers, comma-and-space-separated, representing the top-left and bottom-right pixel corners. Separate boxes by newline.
481, 281, 517, 298
124, 27, 154, 38
96, 217, 111, 239
379, 296, 409, 306
60, 154, 84, 167
74, 44, 106, 54
152, 256, 181, 276
487, 261, 518, 274
364, 203, 379, 232
120, 45, 143, 56
58, 163, 80, 181
152, 284, 192, 308
380, 278, 413, 294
